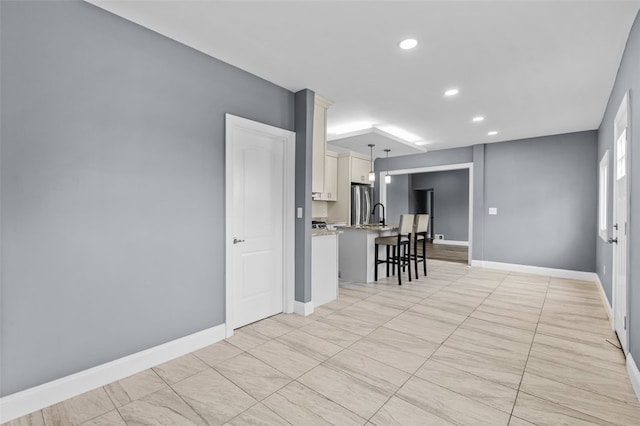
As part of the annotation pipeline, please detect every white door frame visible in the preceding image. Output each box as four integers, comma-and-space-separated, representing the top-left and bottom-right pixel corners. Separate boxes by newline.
379, 162, 474, 265
224, 114, 296, 338
612, 92, 630, 353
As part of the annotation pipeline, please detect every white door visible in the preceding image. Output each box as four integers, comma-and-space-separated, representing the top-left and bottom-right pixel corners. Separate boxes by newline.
225, 114, 295, 332
612, 93, 629, 353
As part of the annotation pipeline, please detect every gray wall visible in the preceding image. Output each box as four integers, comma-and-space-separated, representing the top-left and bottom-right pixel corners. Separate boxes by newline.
294, 90, 314, 303
410, 169, 469, 242
384, 174, 410, 226
596, 11, 640, 361
483, 132, 597, 271
0, 0, 294, 396
379, 132, 597, 273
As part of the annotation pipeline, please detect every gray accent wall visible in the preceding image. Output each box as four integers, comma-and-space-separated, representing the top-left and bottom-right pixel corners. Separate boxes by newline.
0, 0, 294, 396
597, 11, 640, 361
379, 132, 597, 274
483, 132, 597, 271
410, 170, 470, 242
294, 90, 314, 303
384, 174, 410, 226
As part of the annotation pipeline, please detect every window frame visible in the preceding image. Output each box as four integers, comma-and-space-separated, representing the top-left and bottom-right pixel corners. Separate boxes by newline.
598, 150, 609, 241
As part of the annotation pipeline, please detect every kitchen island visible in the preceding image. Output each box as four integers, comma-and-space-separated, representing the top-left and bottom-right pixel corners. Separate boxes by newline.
336, 225, 398, 283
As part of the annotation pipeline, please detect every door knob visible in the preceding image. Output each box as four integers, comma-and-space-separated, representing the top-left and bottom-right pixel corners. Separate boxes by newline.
608, 238, 618, 244
233, 238, 245, 244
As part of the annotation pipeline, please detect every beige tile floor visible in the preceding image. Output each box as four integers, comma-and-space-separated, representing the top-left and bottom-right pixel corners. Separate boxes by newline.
5, 260, 640, 425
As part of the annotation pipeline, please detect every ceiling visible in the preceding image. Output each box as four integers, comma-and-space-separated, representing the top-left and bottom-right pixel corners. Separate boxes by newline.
87, 0, 639, 158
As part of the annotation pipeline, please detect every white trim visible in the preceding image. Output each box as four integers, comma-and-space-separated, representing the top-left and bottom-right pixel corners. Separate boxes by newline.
598, 150, 609, 241
224, 114, 296, 338
379, 162, 473, 266
293, 300, 314, 316
433, 239, 469, 247
0, 324, 225, 424
612, 91, 630, 354
627, 354, 640, 402
471, 260, 598, 282
595, 274, 613, 324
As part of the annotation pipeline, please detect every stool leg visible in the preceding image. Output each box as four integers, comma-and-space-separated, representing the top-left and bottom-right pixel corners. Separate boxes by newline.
386, 245, 390, 277
374, 243, 379, 281
414, 237, 418, 278
407, 241, 412, 282
397, 245, 402, 286
392, 246, 396, 276
423, 237, 427, 276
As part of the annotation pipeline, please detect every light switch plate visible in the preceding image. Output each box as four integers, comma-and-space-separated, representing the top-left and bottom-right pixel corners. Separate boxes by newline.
489, 207, 498, 215
297, 207, 303, 218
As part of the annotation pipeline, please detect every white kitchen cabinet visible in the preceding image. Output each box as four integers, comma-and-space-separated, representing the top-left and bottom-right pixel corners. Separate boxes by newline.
312, 233, 339, 307
312, 95, 333, 195
318, 151, 338, 201
351, 157, 371, 184
327, 152, 371, 224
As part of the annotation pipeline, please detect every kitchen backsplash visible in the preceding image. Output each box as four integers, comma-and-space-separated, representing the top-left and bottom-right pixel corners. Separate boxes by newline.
312, 200, 328, 218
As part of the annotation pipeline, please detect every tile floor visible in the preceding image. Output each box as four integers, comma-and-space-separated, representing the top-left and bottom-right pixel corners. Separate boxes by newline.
5, 260, 640, 425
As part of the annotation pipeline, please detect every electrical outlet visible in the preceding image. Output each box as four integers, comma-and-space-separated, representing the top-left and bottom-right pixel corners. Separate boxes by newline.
489, 207, 498, 215
603, 264, 606, 275
297, 207, 303, 218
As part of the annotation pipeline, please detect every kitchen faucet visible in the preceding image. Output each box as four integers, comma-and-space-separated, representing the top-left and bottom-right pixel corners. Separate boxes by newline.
372, 203, 386, 227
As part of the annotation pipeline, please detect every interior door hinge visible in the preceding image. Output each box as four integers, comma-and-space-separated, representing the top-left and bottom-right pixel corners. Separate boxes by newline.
624, 315, 627, 330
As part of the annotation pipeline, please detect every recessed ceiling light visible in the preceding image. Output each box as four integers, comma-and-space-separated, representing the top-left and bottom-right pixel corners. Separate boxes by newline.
376, 125, 421, 142
488, 131, 498, 136
398, 38, 418, 50
444, 89, 459, 97
472, 116, 485, 122
414, 141, 429, 146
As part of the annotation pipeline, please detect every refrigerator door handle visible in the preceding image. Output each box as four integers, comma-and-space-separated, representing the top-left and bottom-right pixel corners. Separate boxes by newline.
354, 185, 361, 226
364, 188, 371, 225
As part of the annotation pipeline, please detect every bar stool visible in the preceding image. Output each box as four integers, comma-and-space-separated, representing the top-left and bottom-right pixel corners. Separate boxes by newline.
374, 214, 414, 285
413, 214, 429, 278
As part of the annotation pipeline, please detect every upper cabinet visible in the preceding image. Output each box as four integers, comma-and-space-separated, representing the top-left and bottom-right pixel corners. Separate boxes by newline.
317, 151, 338, 201
312, 95, 333, 195
327, 152, 372, 224
351, 156, 372, 184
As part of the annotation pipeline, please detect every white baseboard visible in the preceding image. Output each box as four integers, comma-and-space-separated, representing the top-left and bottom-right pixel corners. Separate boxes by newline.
594, 274, 613, 323
471, 260, 598, 282
293, 300, 314, 316
433, 239, 469, 247
0, 324, 226, 424
627, 354, 640, 402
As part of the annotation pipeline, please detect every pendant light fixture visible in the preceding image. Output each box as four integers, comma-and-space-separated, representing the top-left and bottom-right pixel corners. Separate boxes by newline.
368, 144, 375, 182
384, 149, 391, 184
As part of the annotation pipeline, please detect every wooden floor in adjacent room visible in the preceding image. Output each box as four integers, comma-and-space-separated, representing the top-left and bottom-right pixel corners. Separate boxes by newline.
424, 241, 469, 264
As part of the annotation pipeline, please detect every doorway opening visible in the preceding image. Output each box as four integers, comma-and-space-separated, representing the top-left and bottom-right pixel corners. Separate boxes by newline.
379, 162, 473, 265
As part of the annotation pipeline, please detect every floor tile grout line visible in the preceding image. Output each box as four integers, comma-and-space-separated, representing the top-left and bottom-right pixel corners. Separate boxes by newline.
152, 361, 214, 426
363, 267, 518, 424
507, 274, 553, 421
509, 275, 639, 424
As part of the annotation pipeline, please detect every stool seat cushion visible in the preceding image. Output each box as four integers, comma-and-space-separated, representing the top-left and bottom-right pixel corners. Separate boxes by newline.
375, 235, 409, 246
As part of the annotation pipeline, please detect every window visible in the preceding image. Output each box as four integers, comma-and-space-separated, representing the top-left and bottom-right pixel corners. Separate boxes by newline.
616, 129, 627, 180
599, 151, 609, 241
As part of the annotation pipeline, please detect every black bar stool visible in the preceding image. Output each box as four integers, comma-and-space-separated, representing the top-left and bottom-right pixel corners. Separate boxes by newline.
413, 214, 429, 278
374, 214, 414, 285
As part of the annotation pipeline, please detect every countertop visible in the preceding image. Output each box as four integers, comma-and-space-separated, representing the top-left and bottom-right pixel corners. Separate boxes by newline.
335, 225, 398, 232
312, 229, 342, 237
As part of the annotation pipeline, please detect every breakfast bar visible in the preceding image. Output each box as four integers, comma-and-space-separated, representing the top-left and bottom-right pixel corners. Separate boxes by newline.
336, 225, 398, 283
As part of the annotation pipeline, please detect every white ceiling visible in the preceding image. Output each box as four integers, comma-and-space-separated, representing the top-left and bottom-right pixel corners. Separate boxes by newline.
88, 0, 639, 158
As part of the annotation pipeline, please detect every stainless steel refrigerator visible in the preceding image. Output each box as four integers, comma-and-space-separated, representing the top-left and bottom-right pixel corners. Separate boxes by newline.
351, 183, 373, 226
